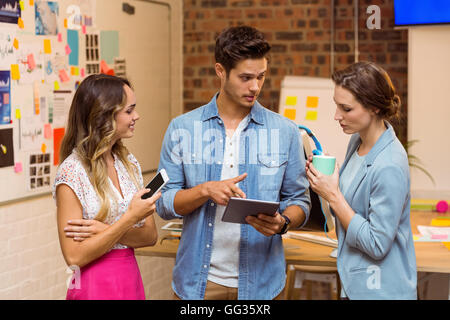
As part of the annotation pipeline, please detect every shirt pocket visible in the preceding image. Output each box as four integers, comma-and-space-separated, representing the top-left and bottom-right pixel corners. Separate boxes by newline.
183, 153, 207, 188
257, 153, 288, 192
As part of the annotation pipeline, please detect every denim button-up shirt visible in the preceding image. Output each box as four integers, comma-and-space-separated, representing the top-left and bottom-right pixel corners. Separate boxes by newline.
156, 94, 311, 299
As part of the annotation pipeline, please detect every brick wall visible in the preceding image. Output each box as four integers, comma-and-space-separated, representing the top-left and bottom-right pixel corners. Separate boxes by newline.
183, 0, 408, 143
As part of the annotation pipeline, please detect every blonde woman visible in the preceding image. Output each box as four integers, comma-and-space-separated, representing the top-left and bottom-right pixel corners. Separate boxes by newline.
54, 74, 160, 300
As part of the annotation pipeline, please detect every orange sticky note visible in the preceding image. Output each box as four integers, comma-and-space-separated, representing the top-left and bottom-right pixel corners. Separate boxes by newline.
44, 124, 52, 139
13, 38, 19, 50
53, 128, 65, 165
100, 60, 115, 76
285, 96, 297, 106
64, 18, 68, 28
305, 110, 318, 121
11, 64, 20, 80
29, 0, 34, 5
41, 143, 47, 154
306, 96, 319, 108
70, 66, 79, 76
283, 108, 296, 121
43, 39, 52, 54
17, 17, 24, 29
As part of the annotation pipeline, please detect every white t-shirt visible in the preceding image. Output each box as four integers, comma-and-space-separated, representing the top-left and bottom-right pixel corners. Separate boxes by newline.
208, 116, 249, 288
53, 151, 145, 250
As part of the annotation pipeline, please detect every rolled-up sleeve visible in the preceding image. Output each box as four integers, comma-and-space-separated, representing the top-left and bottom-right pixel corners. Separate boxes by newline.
155, 120, 184, 220
346, 165, 407, 260
279, 125, 311, 228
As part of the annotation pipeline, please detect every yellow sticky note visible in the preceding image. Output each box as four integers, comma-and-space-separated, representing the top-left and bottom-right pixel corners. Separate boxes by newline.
15, 109, 21, 119
306, 96, 319, 108
41, 143, 47, 154
305, 110, 318, 121
283, 108, 296, 121
285, 96, 297, 106
43, 39, 52, 54
13, 38, 19, 50
431, 218, 450, 227
54, 81, 60, 90
11, 64, 20, 80
17, 17, 24, 29
413, 235, 419, 241
19, 0, 24, 10
444, 242, 450, 251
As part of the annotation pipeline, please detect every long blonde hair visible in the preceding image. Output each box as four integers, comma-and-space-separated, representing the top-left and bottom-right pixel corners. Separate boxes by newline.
60, 74, 140, 222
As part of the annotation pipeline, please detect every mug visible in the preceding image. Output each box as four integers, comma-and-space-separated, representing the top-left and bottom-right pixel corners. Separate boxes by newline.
312, 155, 336, 176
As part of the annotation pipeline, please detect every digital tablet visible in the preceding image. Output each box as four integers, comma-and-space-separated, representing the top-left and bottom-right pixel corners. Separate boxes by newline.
221, 197, 280, 224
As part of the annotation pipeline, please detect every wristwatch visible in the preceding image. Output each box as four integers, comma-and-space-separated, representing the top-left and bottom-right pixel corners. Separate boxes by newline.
277, 214, 291, 235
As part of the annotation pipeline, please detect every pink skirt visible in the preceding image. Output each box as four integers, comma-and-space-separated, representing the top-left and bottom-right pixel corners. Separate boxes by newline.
66, 248, 146, 300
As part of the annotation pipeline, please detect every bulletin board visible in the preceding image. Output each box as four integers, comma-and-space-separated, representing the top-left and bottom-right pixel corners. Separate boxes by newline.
0, 0, 171, 204
278, 76, 350, 165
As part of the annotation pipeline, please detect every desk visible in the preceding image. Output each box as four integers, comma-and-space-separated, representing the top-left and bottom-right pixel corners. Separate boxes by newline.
136, 211, 450, 297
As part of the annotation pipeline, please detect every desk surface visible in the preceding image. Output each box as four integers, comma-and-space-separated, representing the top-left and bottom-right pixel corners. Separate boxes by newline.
136, 211, 450, 273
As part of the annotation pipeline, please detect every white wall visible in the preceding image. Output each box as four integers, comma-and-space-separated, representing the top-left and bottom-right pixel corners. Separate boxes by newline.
408, 25, 450, 199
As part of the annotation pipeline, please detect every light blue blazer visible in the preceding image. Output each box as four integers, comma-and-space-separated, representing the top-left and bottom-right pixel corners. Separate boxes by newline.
335, 122, 417, 300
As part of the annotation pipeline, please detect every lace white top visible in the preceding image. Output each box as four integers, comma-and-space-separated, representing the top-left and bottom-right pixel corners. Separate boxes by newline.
53, 151, 145, 250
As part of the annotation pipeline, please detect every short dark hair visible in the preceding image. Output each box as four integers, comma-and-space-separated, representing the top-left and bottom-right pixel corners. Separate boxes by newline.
215, 26, 271, 74
332, 61, 401, 122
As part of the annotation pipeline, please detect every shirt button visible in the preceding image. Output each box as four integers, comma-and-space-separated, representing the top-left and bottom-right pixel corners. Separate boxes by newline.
206, 244, 210, 248
208, 223, 213, 227
210, 202, 214, 207
230, 165, 233, 168
218, 161, 222, 165
203, 265, 208, 268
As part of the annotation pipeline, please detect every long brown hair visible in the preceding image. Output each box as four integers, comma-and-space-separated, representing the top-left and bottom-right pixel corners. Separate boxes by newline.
60, 74, 140, 222
332, 61, 401, 123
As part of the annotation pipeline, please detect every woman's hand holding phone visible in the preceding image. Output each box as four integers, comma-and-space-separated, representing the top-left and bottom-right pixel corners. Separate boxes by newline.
126, 189, 162, 224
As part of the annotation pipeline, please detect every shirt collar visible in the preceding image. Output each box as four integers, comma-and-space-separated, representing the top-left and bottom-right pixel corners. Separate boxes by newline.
201, 92, 265, 125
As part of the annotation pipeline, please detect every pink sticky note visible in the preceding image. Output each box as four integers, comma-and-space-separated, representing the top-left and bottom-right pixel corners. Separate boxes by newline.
431, 234, 448, 240
58, 69, 70, 82
80, 68, 85, 77
14, 162, 23, 173
82, 25, 86, 34
57, 32, 62, 42
27, 53, 36, 70
65, 44, 71, 55
44, 123, 52, 139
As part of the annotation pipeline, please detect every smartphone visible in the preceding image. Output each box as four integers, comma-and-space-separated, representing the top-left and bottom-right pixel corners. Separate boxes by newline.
141, 169, 169, 199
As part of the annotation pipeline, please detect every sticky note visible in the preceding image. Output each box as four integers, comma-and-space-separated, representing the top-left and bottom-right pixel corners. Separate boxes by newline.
65, 44, 71, 55
27, 54, 36, 70
444, 242, 450, 251
64, 18, 68, 28
53, 128, 66, 165
44, 124, 52, 139
41, 143, 47, 154
11, 64, 20, 80
100, 60, 115, 76
44, 39, 52, 54
58, 33, 62, 42
431, 234, 448, 240
80, 68, 85, 77
283, 108, 296, 121
54, 81, 60, 90
306, 96, 319, 108
58, 69, 70, 82
15, 109, 21, 119
19, 0, 24, 10
431, 218, 450, 227
70, 66, 79, 76
17, 17, 24, 29
82, 25, 86, 34
29, 0, 34, 5
305, 110, 318, 121
13, 38, 19, 49
285, 96, 297, 106
413, 235, 419, 241
14, 162, 23, 173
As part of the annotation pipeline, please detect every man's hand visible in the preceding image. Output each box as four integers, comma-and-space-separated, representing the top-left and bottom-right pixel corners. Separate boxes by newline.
204, 173, 247, 206
245, 212, 285, 237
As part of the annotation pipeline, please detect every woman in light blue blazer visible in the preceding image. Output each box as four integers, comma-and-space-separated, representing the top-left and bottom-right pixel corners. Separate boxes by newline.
306, 61, 417, 300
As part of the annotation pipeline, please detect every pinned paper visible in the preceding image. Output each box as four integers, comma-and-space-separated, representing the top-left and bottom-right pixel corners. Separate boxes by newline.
14, 162, 23, 173
305, 110, 318, 121
15, 109, 21, 119
43, 39, 52, 54
13, 38, 19, 50
67, 29, 79, 66
285, 96, 297, 106
283, 108, 296, 121
54, 81, 60, 90
11, 64, 20, 80
41, 143, 47, 154
100, 60, 115, 76
58, 69, 70, 82
18, 17, 24, 29
44, 124, 52, 139
306, 96, 319, 108
27, 54, 36, 70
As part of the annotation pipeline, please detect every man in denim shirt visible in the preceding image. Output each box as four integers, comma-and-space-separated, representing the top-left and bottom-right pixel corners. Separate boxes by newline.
156, 26, 310, 300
